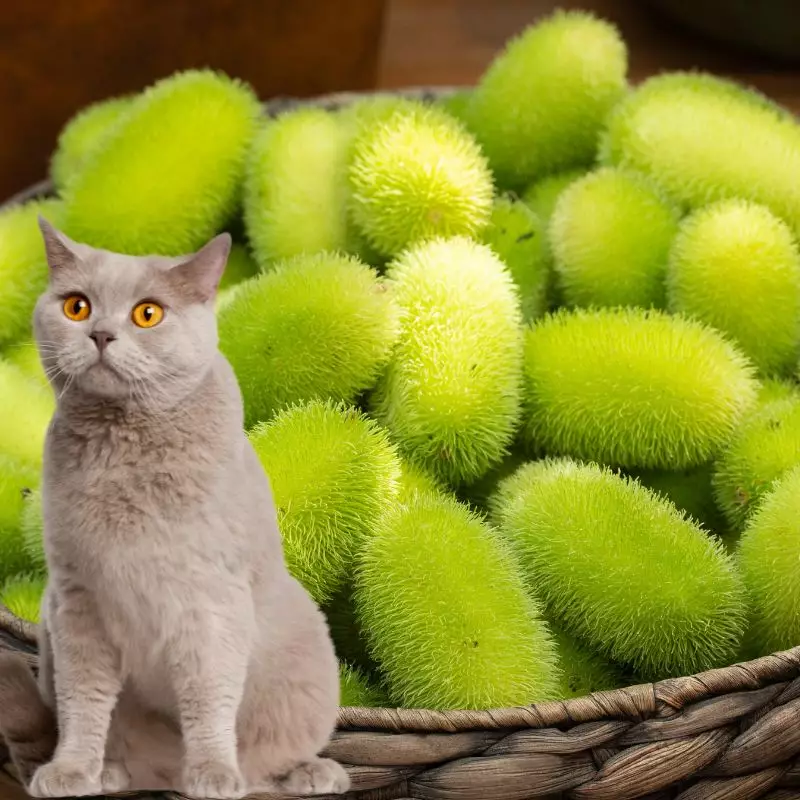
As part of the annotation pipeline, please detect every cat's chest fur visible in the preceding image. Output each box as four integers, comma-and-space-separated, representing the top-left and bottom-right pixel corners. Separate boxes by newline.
42, 362, 257, 652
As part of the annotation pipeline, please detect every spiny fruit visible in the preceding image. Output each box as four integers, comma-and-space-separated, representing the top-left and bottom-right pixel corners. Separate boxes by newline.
0, 199, 65, 347
219, 243, 258, 291
349, 105, 493, 257
480, 194, 549, 321
50, 95, 133, 191
0, 574, 45, 624
3, 342, 49, 390
373, 237, 523, 486
355, 491, 559, 710
63, 69, 261, 255
492, 459, 746, 678
522, 308, 758, 469
713, 394, 800, 530
21, 488, 45, 574
244, 108, 349, 268
337, 96, 423, 265
737, 465, 800, 656
436, 88, 474, 129
218, 251, 399, 427
550, 625, 625, 699
249, 400, 400, 605
397, 459, 443, 502
667, 199, 800, 376
461, 447, 528, 511
0, 457, 40, 581
339, 664, 387, 708
521, 168, 587, 309
0, 359, 54, 467
468, 10, 627, 189
550, 168, 679, 309
601, 72, 800, 236
757, 378, 799, 406
631, 464, 727, 535
522, 169, 587, 223
325, 586, 375, 676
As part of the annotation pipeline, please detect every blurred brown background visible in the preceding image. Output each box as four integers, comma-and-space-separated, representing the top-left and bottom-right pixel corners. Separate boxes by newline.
1, 0, 798, 200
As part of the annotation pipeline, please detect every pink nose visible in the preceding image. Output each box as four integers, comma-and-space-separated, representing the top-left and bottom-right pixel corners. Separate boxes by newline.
90, 330, 116, 353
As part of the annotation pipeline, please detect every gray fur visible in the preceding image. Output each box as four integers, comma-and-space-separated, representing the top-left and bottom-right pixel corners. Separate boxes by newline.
3, 220, 347, 798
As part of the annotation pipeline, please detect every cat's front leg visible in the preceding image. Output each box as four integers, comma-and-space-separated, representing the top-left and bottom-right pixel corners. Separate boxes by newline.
28, 587, 124, 799
168, 610, 251, 800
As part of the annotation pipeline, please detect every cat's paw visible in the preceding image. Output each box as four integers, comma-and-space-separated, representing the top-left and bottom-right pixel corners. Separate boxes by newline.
100, 760, 131, 793
277, 758, 350, 796
28, 760, 101, 798
183, 759, 246, 799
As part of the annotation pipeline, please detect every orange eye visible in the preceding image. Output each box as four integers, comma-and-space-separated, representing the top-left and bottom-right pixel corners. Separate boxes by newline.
131, 301, 164, 328
63, 294, 91, 322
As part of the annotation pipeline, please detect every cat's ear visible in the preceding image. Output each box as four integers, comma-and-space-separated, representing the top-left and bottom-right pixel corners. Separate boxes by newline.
167, 233, 231, 304
38, 216, 80, 273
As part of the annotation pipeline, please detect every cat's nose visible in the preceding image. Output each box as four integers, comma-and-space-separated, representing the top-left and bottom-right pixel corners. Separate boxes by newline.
90, 330, 116, 353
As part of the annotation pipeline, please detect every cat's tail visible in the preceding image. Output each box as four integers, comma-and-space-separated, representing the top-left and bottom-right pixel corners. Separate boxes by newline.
0, 652, 57, 785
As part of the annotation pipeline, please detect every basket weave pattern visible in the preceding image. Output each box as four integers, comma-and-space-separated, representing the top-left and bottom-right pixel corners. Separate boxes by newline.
1, 90, 800, 799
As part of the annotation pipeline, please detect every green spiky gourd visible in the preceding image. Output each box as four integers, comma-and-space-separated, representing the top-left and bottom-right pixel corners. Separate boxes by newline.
522, 169, 587, 223
397, 459, 443, 502
373, 237, 523, 486
757, 378, 799, 406
355, 491, 560, 710
0, 574, 45, 624
522, 168, 587, 309
339, 663, 387, 708
244, 109, 349, 268
492, 459, 746, 678
631, 464, 727, 535
436, 89, 474, 129
336, 96, 425, 265
713, 394, 800, 531
218, 251, 398, 427
551, 625, 625, 699
349, 106, 493, 257
3, 342, 49, 390
601, 72, 800, 236
0, 457, 40, 581
249, 401, 400, 605
325, 586, 376, 676
549, 168, 679, 309
51, 95, 133, 191
467, 10, 627, 189
523, 308, 758, 469
21, 488, 45, 574
0, 359, 54, 467
0, 199, 65, 347
480, 195, 549, 321
64, 69, 260, 255
737, 466, 800, 656
461, 447, 528, 512
219, 243, 258, 291
667, 199, 800, 376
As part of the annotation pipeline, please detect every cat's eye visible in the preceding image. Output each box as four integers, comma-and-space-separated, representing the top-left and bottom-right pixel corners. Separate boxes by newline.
131, 301, 164, 329
63, 294, 91, 322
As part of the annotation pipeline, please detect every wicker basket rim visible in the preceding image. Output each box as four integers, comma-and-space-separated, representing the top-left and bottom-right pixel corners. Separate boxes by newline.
1, 85, 798, 735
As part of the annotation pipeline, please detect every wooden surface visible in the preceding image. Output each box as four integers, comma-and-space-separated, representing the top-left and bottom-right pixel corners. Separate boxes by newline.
2, 0, 800, 201
378, 0, 800, 111
0, 0, 387, 199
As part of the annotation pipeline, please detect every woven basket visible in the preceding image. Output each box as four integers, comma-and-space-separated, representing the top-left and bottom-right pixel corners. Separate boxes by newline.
2, 88, 800, 800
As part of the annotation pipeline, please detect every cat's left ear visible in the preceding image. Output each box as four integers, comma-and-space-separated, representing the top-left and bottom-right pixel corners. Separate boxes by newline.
38, 216, 81, 273
167, 233, 231, 304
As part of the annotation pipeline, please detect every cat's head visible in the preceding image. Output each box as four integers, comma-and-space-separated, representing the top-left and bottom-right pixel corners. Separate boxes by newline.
34, 218, 231, 408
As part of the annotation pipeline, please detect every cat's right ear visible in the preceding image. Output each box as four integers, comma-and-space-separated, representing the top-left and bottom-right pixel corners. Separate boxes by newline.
38, 216, 79, 273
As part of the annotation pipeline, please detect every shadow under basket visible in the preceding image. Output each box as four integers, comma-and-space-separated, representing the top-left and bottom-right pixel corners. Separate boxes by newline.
2, 89, 800, 800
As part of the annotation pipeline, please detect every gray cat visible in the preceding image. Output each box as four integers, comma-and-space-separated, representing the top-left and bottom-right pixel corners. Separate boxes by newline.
0, 220, 348, 799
